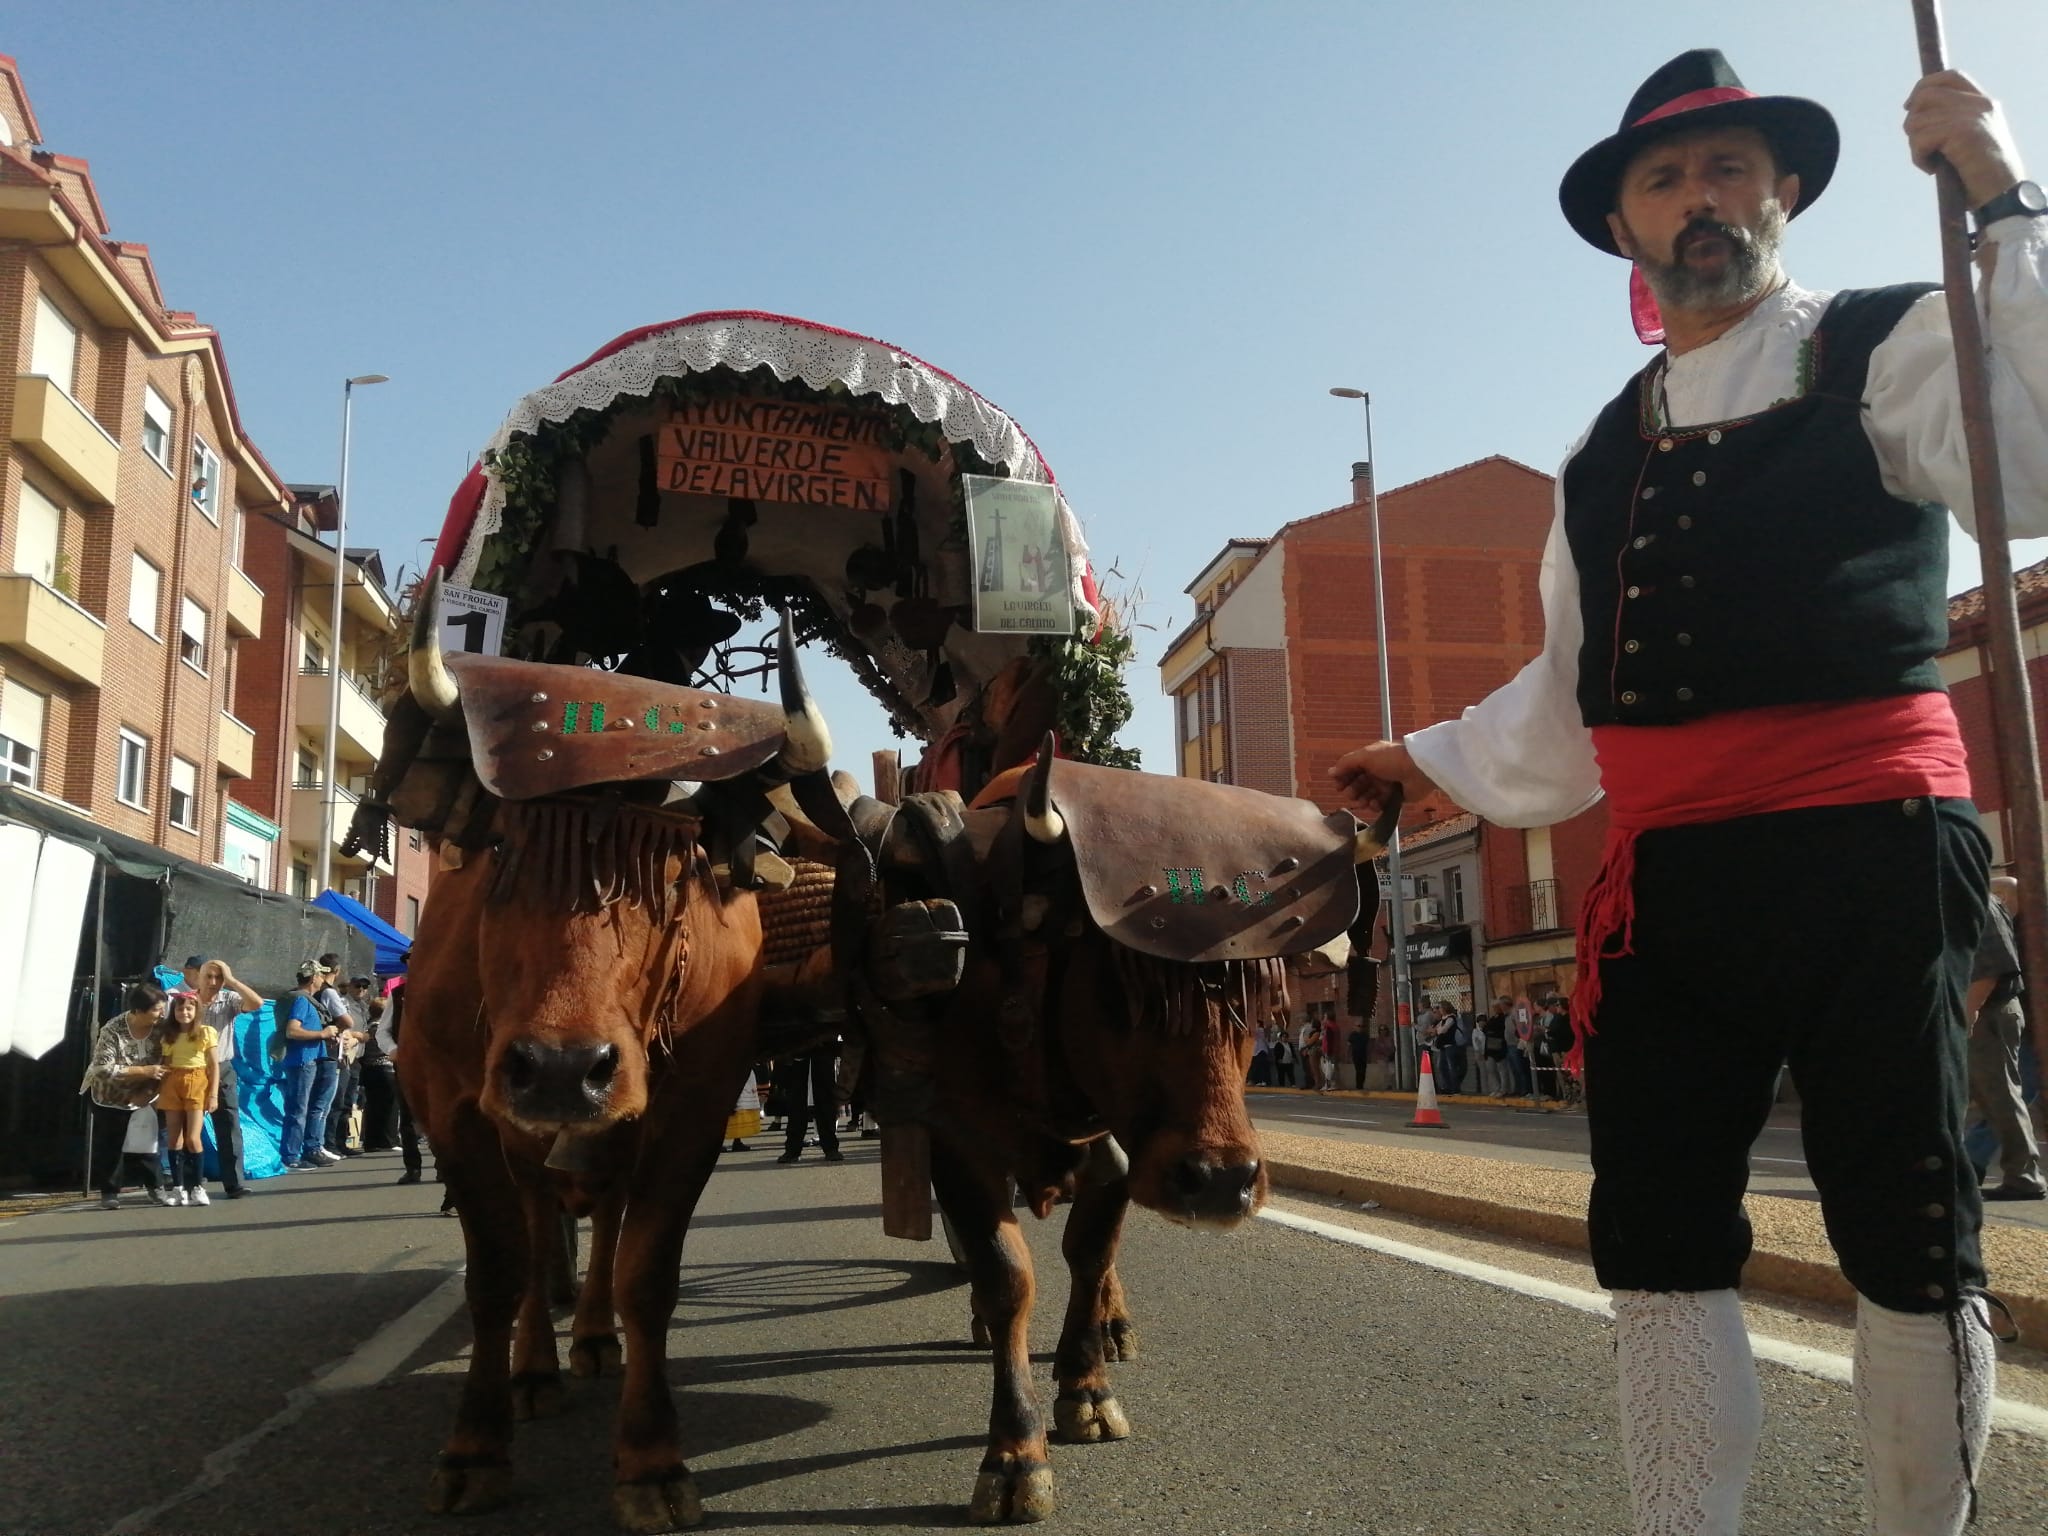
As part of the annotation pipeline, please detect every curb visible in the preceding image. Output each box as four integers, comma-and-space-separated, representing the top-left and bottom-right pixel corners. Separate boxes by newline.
1263, 1159, 2048, 1343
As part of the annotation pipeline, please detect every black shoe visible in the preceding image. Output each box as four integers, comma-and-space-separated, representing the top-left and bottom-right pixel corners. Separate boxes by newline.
776, 1150, 801, 1164
223, 1187, 250, 1199
1983, 1184, 2048, 1201
396, 1170, 422, 1185
729, 1140, 749, 1152
822, 1149, 845, 1163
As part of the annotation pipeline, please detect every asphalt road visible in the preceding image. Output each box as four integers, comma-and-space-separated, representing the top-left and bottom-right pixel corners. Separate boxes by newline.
4, 1142, 2045, 1536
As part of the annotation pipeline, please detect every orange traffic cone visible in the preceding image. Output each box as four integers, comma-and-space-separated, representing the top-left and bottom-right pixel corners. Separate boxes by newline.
1410, 1050, 1448, 1129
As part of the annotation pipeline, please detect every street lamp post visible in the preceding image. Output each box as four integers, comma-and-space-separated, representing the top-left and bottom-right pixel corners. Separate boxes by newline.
316, 373, 388, 896
1330, 386, 1415, 1087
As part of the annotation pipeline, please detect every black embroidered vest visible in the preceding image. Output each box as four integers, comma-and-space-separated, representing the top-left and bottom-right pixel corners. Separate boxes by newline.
1563, 283, 1948, 728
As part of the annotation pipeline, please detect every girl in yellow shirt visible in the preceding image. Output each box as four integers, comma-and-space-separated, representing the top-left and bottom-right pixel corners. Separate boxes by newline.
158, 991, 219, 1206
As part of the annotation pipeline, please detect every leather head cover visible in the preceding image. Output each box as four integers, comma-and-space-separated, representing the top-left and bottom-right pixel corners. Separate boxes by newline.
445, 652, 788, 800
1041, 757, 1363, 964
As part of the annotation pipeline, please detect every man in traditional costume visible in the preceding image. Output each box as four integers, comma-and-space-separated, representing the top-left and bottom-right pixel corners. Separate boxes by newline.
1330, 49, 2048, 1536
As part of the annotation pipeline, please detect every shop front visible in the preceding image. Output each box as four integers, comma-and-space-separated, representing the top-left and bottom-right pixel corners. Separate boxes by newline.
1482, 934, 1578, 1011
1407, 925, 1475, 1018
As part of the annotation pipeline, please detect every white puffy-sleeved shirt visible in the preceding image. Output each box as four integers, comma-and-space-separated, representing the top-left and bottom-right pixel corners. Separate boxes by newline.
1406, 219, 2048, 829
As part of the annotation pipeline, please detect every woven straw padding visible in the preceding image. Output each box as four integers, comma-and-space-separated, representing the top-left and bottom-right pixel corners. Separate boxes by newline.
759, 859, 835, 967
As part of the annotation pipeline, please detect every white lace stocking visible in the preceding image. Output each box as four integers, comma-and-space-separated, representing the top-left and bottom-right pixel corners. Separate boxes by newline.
1612, 1288, 1762, 1536
1855, 1294, 1995, 1536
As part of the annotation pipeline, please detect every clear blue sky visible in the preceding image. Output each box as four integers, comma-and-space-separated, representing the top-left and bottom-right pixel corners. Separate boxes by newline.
11, 2, 2046, 778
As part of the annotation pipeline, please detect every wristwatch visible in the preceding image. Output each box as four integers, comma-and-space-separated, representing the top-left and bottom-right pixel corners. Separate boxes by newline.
1973, 179, 2047, 231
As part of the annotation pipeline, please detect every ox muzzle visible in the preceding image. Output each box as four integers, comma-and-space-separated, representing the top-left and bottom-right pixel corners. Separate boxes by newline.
498, 1038, 625, 1127
1161, 1153, 1265, 1227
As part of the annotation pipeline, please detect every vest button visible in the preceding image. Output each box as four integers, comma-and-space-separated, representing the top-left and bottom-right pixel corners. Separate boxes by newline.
1676, 686, 1694, 702
1707, 429, 1723, 445
1633, 535, 1649, 549
1903, 797, 1923, 815
1928, 1245, 1948, 1260
1925, 1283, 1947, 1301
1641, 486, 1658, 500
1680, 574, 1696, 588
1626, 585, 1641, 599
1677, 515, 1694, 529
1624, 639, 1641, 654
1658, 437, 1674, 452
1925, 1202, 1946, 1218
1619, 690, 1639, 705
1923, 1154, 1944, 1170
1676, 633, 1692, 646
1691, 470, 1707, 486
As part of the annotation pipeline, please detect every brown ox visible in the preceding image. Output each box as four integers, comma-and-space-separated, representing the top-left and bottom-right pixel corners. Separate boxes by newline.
392, 592, 835, 1533
844, 741, 1389, 1523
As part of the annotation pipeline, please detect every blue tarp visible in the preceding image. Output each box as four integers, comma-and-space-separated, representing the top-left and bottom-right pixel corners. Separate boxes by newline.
311, 890, 411, 974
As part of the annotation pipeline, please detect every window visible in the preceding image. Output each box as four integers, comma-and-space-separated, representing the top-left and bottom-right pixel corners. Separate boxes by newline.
0, 680, 45, 790
238, 852, 264, 885
116, 728, 149, 809
290, 863, 311, 899
296, 747, 319, 789
405, 895, 421, 933
1206, 668, 1224, 725
1180, 689, 1201, 743
190, 438, 221, 521
30, 294, 77, 395
179, 597, 208, 672
141, 386, 173, 469
168, 756, 197, 831
302, 630, 327, 674
14, 482, 60, 587
129, 554, 162, 636
1444, 867, 1465, 924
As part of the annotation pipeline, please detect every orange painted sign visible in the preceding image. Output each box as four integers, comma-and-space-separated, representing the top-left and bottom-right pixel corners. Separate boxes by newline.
659, 397, 894, 510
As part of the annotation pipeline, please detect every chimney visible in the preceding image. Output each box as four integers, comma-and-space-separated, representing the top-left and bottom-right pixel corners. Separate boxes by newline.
1351, 460, 1374, 505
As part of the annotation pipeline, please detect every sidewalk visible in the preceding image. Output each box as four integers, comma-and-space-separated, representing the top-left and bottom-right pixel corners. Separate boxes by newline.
1255, 1112, 2048, 1343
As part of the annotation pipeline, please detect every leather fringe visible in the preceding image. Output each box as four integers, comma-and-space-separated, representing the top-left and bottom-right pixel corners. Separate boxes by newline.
486, 797, 705, 926
1108, 947, 1288, 1038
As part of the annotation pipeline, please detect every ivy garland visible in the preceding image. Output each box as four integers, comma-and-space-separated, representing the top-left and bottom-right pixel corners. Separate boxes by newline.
466, 362, 1138, 767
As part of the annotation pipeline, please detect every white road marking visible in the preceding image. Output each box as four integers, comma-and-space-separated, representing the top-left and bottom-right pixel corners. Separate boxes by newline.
1260, 1204, 2048, 1441
1752, 1156, 1808, 1166
104, 1269, 467, 1535
1255, 1113, 1386, 1129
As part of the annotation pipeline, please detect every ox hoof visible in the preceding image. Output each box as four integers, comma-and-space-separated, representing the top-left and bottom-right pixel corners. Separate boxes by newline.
613, 1470, 704, 1533
1054, 1389, 1131, 1444
570, 1334, 622, 1378
970, 1314, 993, 1348
426, 1457, 513, 1516
511, 1371, 567, 1421
1102, 1318, 1140, 1361
969, 1457, 1055, 1524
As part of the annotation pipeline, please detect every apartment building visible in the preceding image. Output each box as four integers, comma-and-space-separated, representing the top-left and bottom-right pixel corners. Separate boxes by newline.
230, 484, 430, 934
0, 55, 426, 937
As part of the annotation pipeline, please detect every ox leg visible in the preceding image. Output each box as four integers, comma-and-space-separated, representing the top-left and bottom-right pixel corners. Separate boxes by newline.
569, 1186, 625, 1378
933, 1153, 1055, 1524
1099, 1261, 1139, 1362
1052, 1173, 1133, 1444
427, 1105, 528, 1516
606, 1126, 725, 1532
510, 1178, 568, 1422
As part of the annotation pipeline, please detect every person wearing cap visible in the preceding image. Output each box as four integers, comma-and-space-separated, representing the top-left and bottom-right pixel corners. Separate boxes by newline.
1330, 50, 2048, 1536
278, 961, 345, 1169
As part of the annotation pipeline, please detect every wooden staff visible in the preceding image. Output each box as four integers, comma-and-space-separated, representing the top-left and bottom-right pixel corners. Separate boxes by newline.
1913, 0, 2048, 1087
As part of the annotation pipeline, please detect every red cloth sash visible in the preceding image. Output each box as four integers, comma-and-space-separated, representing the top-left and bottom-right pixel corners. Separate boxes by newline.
1566, 692, 1971, 1071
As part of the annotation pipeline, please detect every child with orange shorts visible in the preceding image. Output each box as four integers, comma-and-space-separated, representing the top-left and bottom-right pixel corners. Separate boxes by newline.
157, 990, 219, 1206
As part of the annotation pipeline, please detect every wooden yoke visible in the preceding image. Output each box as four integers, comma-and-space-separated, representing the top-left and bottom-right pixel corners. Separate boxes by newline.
1042, 758, 1363, 964
445, 652, 789, 800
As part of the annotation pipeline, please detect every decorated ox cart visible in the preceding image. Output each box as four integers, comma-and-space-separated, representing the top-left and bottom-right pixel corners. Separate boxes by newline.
364, 311, 1394, 1531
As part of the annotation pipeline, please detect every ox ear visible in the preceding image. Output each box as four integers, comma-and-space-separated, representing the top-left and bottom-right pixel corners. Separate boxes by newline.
1022, 732, 1066, 846
409, 567, 461, 723
1353, 783, 1404, 863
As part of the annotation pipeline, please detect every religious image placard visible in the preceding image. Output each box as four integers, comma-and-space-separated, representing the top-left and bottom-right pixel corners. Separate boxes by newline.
658, 397, 895, 510
963, 475, 1074, 635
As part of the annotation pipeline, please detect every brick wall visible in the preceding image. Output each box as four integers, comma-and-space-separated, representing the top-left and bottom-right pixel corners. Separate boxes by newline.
1223, 647, 1291, 795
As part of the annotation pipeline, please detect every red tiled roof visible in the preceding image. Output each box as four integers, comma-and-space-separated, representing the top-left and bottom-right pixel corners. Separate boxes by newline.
1947, 555, 2048, 627
1401, 812, 1478, 849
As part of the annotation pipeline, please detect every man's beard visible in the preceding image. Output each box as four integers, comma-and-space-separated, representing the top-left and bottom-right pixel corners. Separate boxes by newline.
1631, 200, 1787, 312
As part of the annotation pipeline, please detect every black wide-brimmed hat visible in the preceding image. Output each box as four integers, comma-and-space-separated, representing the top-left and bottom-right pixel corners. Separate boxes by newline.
1559, 49, 1838, 255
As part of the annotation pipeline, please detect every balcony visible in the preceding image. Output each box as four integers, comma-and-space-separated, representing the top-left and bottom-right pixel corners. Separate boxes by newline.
216, 713, 255, 779
295, 665, 386, 762
225, 566, 264, 639
0, 573, 105, 685
289, 780, 393, 874
1502, 878, 1562, 936
12, 374, 119, 505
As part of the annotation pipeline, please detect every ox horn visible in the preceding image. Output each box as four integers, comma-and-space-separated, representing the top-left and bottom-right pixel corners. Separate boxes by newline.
1023, 732, 1066, 846
1353, 782, 1405, 863
775, 608, 832, 776
409, 567, 461, 723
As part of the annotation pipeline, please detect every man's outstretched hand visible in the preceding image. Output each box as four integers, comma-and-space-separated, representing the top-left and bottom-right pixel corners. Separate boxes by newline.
1328, 741, 1442, 821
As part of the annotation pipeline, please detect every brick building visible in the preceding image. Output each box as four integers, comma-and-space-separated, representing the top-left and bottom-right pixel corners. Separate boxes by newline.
0, 55, 425, 939
1940, 555, 2048, 867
